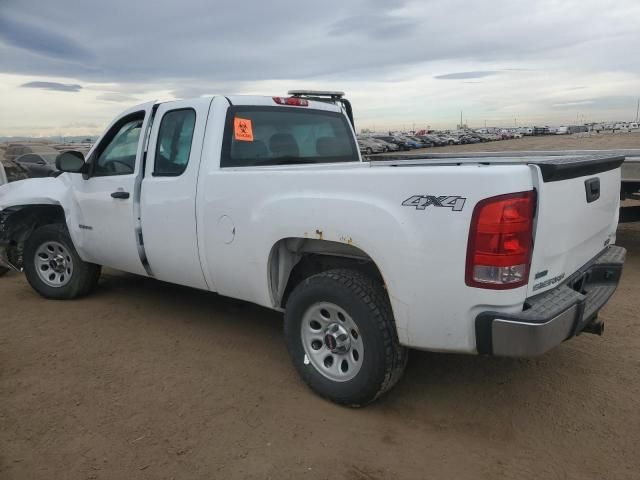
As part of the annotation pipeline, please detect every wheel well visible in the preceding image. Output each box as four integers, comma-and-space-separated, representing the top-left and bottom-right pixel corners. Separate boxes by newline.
0, 204, 66, 269
269, 238, 385, 308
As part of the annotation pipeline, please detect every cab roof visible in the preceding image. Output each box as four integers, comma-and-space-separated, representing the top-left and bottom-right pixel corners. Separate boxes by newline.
225, 95, 342, 112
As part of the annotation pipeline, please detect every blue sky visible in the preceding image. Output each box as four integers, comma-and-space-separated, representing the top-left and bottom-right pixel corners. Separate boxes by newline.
1, 0, 639, 135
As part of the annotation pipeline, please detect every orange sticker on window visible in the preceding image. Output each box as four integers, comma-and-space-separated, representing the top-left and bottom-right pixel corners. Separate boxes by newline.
234, 117, 254, 142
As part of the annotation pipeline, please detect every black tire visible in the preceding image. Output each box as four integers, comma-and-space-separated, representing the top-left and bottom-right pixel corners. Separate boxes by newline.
24, 224, 101, 300
0, 266, 8, 277
284, 269, 408, 406
366, 148, 373, 155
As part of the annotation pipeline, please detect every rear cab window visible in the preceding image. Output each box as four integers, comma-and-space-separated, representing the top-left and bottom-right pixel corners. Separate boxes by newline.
221, 106, 358, 167
153, 109, 196, 176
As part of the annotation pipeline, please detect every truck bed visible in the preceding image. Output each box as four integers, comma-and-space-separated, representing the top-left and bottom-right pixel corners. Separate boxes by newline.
370, 148, 639, 182
369, 151, 625, 182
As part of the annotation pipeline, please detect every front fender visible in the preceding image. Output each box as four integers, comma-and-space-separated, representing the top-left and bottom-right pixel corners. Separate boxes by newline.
0, 176, 84, 255
0, 177, 67, 209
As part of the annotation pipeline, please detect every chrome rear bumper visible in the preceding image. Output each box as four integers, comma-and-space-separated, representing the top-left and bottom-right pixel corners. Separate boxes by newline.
475, 245, 626, 357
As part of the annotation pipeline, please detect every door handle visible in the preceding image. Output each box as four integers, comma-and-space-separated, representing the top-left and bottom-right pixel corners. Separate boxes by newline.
111, 191, 130, 199
584, 178, 600, 203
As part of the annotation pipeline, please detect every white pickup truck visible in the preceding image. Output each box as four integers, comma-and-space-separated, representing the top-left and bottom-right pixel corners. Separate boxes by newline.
0, 91, 626, 406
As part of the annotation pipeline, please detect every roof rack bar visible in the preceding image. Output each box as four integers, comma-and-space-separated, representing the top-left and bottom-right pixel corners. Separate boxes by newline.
287, 90, 354, 129
288, 90, 345, 99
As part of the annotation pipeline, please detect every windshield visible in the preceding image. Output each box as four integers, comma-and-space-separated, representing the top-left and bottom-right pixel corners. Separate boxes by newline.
221, 106, 358, 167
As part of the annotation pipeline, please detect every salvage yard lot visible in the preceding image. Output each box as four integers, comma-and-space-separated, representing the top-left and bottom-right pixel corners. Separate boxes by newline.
2, 136, 640, 480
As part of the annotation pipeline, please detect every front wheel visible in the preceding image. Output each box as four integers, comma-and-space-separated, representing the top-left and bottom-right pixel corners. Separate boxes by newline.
24, 224, 101, 299
284, 269, 407, 406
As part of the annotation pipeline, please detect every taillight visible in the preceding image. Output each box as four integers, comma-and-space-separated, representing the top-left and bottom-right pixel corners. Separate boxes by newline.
273, 97, 309, 106
465, 190, 536, 289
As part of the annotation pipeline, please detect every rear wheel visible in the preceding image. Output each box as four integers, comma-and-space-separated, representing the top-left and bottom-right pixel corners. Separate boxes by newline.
24, 224, 101, 299
284, 269, 407, 406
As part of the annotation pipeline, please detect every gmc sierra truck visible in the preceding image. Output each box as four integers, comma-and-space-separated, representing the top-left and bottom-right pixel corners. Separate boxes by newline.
0, 91, 626, 406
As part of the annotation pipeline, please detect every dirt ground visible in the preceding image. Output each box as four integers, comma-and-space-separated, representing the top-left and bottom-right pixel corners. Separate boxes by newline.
2, 136, 640, 479
429, 131, 640, 153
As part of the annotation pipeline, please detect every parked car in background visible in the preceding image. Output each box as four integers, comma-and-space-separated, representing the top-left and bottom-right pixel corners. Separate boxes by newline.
357, 138, 385, 155
438, 135, 460, 145
15, 153, 59, 178
396, 135, 423, 149
4, 144, 60, 162
406, 136, 433, 148
373, 135, 412, 151
428, 134, 451, 146
368, 137, 398, 152
458, 134, 480, 144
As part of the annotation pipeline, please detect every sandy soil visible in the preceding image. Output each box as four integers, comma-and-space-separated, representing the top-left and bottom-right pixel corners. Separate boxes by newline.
1, 136, 640, 479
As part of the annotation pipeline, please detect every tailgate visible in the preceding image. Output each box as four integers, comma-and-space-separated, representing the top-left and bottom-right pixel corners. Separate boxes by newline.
527, 155, 623, 296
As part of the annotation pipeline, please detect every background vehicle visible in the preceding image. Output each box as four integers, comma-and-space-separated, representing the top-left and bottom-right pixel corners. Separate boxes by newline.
417, 134, 446, 147
406, 135, 433, 148
368, 137, 397, 152
14, 153, 59, 178
396, 135, 423, 149
439, 134, 460, 145
373, 135, 412, 151
0, 92, 626, 406
357, 138, 385, 155
4, 144, 60, 162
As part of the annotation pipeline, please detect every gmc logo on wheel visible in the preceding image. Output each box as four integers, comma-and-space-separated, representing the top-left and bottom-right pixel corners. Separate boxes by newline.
402, 195, 466, 212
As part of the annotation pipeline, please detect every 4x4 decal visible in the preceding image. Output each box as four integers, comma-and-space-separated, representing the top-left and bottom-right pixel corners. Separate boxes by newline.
402, 195, 466, 212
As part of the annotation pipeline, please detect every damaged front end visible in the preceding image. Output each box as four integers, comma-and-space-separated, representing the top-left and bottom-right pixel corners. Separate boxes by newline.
0, 205, 65, 272
0, 208, 26, 271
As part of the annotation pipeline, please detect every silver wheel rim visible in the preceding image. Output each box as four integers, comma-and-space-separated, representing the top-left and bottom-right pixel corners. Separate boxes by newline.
300, 302, 364, 382
34, 241, 74, 287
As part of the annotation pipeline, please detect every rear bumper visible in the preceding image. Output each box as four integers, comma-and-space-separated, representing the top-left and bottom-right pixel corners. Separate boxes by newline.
475, 245, 626, 357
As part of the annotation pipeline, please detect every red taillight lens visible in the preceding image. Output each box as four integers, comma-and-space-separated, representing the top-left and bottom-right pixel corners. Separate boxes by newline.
465, 190, 536, 289
272, 96, 309, 106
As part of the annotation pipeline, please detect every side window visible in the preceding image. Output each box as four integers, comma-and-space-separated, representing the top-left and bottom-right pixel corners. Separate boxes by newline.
94, 118, 143, 176
153, 109, 196, 176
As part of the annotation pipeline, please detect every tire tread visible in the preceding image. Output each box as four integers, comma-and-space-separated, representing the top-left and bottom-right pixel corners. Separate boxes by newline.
285, 268, 407, 406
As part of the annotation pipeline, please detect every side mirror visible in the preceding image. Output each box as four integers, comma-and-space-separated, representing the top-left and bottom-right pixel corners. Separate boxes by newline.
55, 151, 85, 173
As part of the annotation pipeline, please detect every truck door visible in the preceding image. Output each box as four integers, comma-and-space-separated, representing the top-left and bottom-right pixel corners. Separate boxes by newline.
71, 102, 156, 275
139, 98, 213, 290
